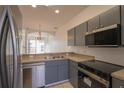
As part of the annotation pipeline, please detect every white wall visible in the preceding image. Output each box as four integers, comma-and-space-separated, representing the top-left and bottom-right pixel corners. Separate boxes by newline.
55, 5, 124, 66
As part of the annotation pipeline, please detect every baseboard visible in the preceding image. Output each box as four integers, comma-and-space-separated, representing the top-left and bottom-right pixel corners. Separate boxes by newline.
45, 79, 69, 87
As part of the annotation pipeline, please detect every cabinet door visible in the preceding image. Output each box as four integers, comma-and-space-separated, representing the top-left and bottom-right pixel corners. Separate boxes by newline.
58, 65, 69, 81
45, 66, 58, 85
68, 28, 75, 46
32, 65, 45, 88
69, 61, 78, 88
112, 78, 124, 88
23, 68, 32, 88
121, 5, 124, 45
75, 22, 87, 46
58, 60, 69, 81
88, 16, 100, 32
100, 6, 120, 27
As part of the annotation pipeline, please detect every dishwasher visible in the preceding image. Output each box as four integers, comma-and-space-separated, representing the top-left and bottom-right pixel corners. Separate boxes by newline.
22, 62, 45, 88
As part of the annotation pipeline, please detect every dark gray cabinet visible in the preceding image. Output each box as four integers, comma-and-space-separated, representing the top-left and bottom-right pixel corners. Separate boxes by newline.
88, 16, 100, 32
100, 6, 120, 27
112, 78, 124, 88
68, 6, 121, 46
45, 60, 69, 85
75, 22, 87, 46
68, 28, 75, 46
45, 65, 58, 85
121, 6, 124, 45
58, 65, 68, 81
87, 6, 120, 32
58, 60, 69, 81
69, 60, 78, 88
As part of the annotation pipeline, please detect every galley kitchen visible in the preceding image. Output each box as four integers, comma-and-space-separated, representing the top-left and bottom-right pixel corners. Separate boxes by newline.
0, 5, 124, 88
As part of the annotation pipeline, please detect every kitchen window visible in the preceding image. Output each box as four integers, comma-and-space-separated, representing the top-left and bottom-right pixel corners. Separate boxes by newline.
19, 29, 55, 54
28, 39, 45, 54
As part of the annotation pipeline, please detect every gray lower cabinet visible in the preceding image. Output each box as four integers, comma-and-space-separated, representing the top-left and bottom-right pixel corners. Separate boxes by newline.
69, 60, 78, 88
45, 65, 58, 85
45, 60, 69, 85
121, 5, 124, 45
112, 78, 124, 88
58, 65, 68, 81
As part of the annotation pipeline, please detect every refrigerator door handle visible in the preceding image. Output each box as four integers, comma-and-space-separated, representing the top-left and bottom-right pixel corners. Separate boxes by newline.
7, 7, 19, 88
0, 8, 9, 88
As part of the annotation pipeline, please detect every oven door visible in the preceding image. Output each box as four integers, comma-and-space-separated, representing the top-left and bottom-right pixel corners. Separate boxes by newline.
78, 67, 109, 88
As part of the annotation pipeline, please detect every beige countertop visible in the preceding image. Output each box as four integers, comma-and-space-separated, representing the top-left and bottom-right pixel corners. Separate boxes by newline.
67, 54, 95, 62
21, 53, 95, 64
111, 69, 124, 81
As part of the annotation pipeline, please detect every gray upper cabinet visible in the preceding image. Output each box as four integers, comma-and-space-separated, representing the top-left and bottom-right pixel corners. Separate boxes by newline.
100, 6, 120, 27
87, 6, 120, 32
75, 22, 87, 46
68, 28, 75, 46
67, 6, 121, 46
88, 16, 100, 32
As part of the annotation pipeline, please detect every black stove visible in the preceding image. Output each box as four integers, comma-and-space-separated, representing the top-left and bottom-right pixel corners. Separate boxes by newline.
78, 60, 123, 88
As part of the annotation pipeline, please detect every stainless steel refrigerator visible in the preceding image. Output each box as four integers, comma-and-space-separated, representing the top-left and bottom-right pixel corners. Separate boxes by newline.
0, 6, 22, 88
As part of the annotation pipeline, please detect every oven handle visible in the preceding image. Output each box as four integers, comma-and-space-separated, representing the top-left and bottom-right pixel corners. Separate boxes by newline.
78, 67, 109, 87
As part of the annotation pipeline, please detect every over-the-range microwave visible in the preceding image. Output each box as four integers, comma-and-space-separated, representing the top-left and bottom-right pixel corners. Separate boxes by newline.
85, 24, 121, 47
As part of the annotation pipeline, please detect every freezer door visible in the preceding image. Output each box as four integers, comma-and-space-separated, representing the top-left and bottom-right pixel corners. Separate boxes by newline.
0, 6, 20, 88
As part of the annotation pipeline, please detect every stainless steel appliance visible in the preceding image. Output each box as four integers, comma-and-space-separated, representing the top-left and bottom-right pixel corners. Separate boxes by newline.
0, 6, 22, 88
85, 24, 121, 47
78, 60, 123, 88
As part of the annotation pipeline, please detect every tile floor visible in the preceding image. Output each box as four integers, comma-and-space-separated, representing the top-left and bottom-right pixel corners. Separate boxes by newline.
49, 82, 73, 88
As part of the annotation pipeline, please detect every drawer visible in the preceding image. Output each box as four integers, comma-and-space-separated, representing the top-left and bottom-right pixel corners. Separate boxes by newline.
57, 60, 68, 66
22, 62, 45, 68
45, 60, 59, 66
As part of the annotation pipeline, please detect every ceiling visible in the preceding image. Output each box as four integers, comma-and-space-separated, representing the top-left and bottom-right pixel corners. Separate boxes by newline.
19, 5, 88, 31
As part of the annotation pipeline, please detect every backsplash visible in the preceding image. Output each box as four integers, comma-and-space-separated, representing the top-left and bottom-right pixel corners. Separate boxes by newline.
69, 46, 124, 66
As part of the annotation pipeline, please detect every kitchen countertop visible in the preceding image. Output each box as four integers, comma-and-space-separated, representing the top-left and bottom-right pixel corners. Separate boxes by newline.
67, 53, 95, 62
21, 53, 95, 64
111, 69, 124, 81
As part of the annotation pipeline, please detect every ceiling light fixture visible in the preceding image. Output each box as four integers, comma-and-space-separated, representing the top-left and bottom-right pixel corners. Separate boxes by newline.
55, 9, 60, 14
32, 5, 37, 8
